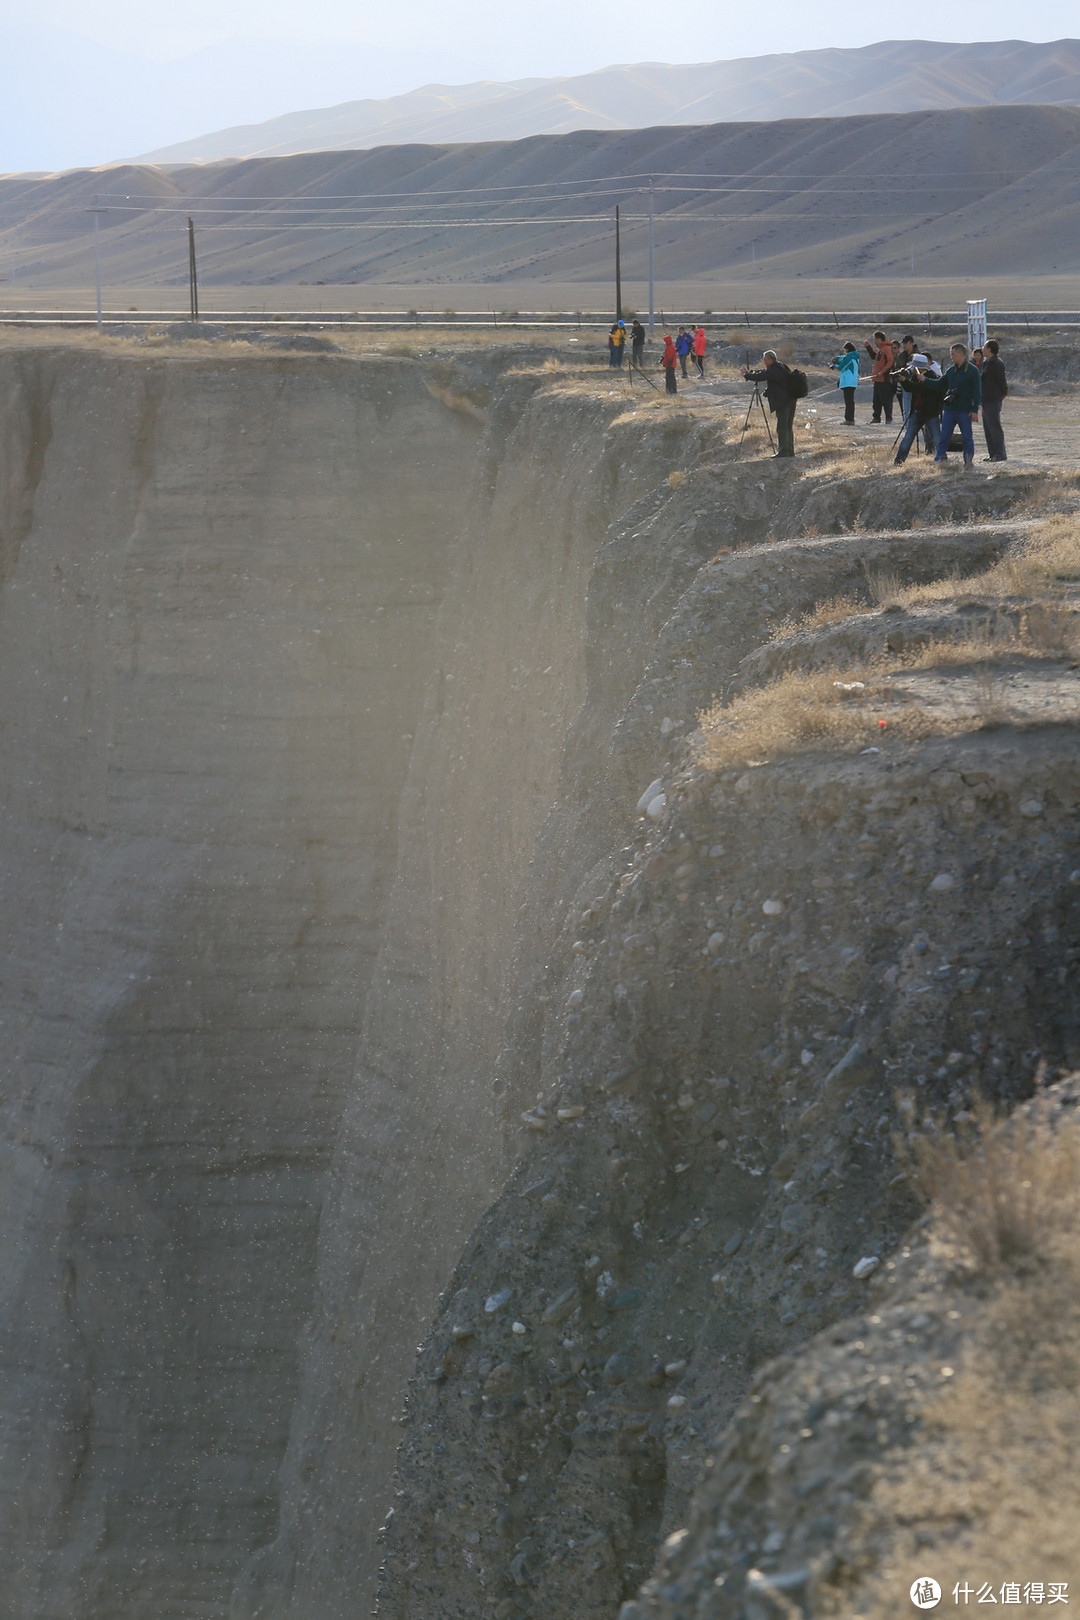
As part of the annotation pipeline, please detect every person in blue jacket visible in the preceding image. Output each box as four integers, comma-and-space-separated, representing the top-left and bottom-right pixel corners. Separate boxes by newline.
675, 326, 693, 378
933, 343, 982, 468
830, 341, 860, 423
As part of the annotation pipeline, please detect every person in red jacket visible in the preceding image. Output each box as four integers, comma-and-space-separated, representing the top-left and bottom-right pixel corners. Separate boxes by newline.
692, 325, 707, 377
864, 330, 897, 424
661, 334, 678, 394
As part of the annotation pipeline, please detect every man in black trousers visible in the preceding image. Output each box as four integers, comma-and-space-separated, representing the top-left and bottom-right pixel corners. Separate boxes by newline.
742, 350, 796, 457
980, 339, 1009, 461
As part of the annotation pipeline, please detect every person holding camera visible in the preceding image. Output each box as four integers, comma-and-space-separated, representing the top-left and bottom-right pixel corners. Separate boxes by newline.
894, 335, 918, 419
893, 357, 947, 464
933, 343, 981, 468
742, 351, 796, 458
831, 341, 860, 423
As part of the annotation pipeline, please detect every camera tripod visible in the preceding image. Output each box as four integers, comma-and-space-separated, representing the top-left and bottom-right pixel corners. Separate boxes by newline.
627, 352, 660, 391
739, 382, 775, 454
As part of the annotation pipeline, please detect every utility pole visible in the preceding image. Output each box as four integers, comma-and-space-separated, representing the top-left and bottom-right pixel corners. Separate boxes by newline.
614, 204, 622, 322
647, 178, 655, 335
89, 195, 104, 332
187, 217, 199, 322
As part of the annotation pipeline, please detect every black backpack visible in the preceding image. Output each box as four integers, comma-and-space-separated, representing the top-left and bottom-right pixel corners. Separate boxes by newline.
786, 366, 809, 400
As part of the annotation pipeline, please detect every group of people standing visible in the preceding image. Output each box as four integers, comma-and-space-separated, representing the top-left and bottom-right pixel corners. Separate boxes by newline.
832, 330, 1009, 466
607, 320, 708, 393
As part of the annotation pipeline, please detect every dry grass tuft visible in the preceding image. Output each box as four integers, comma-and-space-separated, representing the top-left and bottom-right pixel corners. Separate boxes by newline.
698, 622, 1078, 769
904, 1092, 1080, 1272
667, 469, 687, 489
866, 515, 1080, 611
697, 668, 951, 768
769, 592, 867, 637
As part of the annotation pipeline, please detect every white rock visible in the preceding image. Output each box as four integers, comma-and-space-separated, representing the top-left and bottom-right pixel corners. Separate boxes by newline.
1019, 799, 1044, 818
929, 873, 956, 893
762, 899, 785, 916
646, 793, 667, 820
660, 716, 675, 736
706, 931, 725, 955
485, 1288, 513, 1313
511, 1321, 527, 1335
557, 1105, 585, 1121
852, 1256, 880, 1280
636, 778, 664, 813
567, 989, 584, 1008
666, 1394, 687, 1409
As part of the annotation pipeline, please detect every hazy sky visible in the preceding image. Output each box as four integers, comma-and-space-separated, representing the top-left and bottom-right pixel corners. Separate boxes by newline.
1, 1, 1079, 170
18, 0, 1080, 62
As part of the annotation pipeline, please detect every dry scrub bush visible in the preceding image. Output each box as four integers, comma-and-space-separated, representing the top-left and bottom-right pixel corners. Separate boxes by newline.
905, 1093, 1080, 1272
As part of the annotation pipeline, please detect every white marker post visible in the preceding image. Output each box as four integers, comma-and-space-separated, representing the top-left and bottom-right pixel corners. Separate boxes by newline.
967, 298, 987, 354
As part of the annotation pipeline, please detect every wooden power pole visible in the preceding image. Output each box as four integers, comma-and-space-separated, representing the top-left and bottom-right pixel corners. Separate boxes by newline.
188, 218, 199, 322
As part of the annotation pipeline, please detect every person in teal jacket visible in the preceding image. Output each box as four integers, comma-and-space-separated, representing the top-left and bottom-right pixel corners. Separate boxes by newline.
830, 341, 860, 423
933, 343, 982, 468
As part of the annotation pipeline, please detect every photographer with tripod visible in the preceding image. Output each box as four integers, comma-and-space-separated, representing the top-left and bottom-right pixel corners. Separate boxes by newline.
742, 351, 796, 458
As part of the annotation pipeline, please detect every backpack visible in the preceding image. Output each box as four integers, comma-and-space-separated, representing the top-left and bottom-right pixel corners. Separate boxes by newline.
786, 366, 809, 400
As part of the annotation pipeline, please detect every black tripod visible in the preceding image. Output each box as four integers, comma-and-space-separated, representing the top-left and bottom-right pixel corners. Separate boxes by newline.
628, 352, 660, 392
739, 383, 775, 454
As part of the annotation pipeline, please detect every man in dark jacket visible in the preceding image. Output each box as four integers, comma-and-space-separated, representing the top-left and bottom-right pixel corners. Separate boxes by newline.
980, 339, 1008, 461
742, 350, 795, 457
933, 343, 981, 468
675, 326, 692, 378
630, 319, 646, 368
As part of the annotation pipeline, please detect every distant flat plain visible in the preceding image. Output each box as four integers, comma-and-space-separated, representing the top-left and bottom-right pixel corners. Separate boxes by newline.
3, 277, 1079, 321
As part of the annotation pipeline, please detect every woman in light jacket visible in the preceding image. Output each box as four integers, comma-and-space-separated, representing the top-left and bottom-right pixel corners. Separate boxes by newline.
831, 341, 860, 424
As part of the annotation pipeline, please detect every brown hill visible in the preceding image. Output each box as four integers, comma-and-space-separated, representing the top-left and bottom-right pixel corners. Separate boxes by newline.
3, 103, 1080, 291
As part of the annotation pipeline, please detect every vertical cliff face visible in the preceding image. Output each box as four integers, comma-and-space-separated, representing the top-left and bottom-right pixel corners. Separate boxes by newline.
242, 383, 727, 1619
0, 348, 721, 1619
0, 348, 477, 1616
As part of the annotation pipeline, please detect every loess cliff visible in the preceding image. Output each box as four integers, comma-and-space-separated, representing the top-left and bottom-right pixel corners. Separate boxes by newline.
0, 339, 1077, 1619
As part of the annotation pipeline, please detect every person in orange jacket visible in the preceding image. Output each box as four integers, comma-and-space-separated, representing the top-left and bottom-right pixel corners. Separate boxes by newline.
661, 334, 678, 394
864, 330, 897, 424
692, 325, 707, 377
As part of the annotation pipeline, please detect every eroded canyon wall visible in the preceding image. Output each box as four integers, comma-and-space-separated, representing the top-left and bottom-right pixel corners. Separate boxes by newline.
0, 348, 476, 1616
0, 349, 714, 1618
